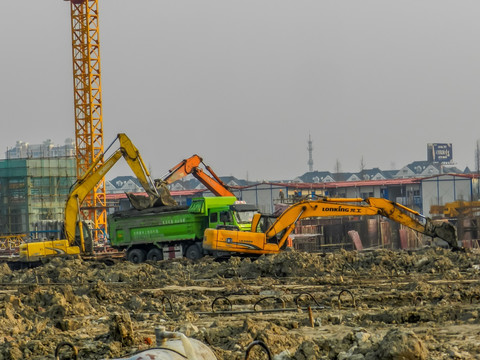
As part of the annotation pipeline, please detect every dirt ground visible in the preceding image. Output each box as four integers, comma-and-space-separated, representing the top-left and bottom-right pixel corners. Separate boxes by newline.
0, 247, 480, 359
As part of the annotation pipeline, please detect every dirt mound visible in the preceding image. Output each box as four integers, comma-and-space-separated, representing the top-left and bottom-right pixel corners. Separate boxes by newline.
0, 248, 479, 358
375, 328, 428, 360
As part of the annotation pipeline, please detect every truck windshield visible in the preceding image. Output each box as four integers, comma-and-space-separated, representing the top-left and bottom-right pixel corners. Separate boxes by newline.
234, 210, 257, 224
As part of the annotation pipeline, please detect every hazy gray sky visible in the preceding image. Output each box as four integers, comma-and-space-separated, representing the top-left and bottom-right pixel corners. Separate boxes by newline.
1, 1, 480, 181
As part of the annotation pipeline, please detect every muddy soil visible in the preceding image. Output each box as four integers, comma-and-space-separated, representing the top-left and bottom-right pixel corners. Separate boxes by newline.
0, 247, 480, 359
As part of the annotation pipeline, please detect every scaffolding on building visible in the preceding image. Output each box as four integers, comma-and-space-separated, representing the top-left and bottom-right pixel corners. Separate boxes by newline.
0, 158, 77, 238
0, 234, 27, 256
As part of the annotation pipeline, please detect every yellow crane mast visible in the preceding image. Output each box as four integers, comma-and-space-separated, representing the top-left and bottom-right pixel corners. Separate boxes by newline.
67, 0, 106, 238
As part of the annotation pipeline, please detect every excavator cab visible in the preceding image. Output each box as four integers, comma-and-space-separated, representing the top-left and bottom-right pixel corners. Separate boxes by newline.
251, 214, 276, 232
253, 214, 280, 243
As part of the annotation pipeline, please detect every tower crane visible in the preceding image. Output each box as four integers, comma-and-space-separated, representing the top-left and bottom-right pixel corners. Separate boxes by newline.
65, 0, 106, 239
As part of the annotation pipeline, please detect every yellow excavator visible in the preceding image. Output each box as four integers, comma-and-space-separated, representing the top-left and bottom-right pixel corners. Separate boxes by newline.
19, 133, 174, 262
430, 200, 480, 219
203, 197, 460, 256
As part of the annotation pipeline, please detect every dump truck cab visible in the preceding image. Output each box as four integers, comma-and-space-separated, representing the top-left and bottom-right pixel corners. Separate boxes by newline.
187, 197, 258, 232
205, 202, 258, 232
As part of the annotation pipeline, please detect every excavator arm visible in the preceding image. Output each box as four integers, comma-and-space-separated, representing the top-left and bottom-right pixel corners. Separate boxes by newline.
127, 154, 234, 209
266, 197, 459, 250
264, 199, 380, 248
161, 154, 203, 184
363, 197, 458, 249
160, 154, 235, 197
19, 133, 166, 261
64, 133, 171, 244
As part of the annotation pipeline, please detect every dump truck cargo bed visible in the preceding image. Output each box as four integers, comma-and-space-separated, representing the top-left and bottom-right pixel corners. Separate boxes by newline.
108, 205, 204, 246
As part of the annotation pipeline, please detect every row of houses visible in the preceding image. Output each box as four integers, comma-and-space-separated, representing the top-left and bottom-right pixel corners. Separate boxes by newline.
108, 160, 469, 195
293, 161, 466, 182
107, 171, 479, 218
229, 174, 478, 217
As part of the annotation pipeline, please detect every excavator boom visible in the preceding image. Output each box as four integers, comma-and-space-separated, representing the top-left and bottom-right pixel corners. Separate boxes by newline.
191, 168, 235, 197
19, 134, 170, 261
162, 155, 203, 184
160, 155, 235, 197
264, 199, 379, 244
65, 133, 176, 243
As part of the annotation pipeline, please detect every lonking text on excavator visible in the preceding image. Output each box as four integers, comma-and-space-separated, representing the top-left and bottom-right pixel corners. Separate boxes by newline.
203, 197, 460, 256
19, 133, 173, 262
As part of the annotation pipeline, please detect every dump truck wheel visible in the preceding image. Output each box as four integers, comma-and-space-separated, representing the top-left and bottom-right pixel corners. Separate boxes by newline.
127, 248, 146, 264
146, 248, 163, 261
185, 244, 202, 260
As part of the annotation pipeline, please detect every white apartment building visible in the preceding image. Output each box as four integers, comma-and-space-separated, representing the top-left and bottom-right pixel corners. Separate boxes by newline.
6, 139, 75, 159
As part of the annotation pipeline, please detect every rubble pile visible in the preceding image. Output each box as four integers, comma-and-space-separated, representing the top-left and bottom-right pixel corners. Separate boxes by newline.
0, 248, 479, 359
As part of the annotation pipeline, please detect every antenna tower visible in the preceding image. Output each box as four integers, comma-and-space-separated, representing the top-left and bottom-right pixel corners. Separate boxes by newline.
307, 135, 313, 172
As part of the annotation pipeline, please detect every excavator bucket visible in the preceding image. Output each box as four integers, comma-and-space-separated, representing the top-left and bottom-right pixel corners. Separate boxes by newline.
431, 221, 460, 250
155, 181, 178, 207
126, 181, 177, 210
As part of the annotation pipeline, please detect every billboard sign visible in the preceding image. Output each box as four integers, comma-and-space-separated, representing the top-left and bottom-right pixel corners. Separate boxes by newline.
430, 143, 453, 163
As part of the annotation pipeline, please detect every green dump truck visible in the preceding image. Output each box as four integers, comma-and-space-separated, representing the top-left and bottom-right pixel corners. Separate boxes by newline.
108, 196, 258, 262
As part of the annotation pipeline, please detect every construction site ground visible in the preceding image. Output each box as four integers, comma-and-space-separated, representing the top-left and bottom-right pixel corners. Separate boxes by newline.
1, 247, 480, 359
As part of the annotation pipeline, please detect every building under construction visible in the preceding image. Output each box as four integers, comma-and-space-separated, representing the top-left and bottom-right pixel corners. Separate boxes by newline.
0, 158, 76, 236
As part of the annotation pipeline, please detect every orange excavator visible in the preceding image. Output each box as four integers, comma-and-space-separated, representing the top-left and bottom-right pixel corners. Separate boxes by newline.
203, 197, 460, 256
160, 154, 235, 197
127, 154, 234, 210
